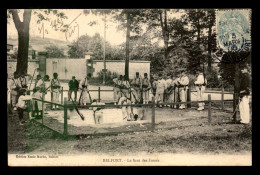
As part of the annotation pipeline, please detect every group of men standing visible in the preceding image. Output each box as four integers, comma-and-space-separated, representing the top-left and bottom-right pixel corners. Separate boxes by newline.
112, 70, 207, 111
113, 72, 151, 105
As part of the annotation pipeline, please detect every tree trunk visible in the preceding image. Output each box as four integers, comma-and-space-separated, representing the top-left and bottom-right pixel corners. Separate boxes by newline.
125, 12, 131, 80
10, 9, 32, 76
207, 26, 212, 70
17, 30, 30, 75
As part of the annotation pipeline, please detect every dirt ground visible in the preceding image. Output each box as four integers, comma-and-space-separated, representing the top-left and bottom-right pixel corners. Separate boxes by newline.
8, 106, 252, 156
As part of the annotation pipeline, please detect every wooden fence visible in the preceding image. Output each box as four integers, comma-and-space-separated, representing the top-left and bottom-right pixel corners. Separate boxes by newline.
31, 94, 234, 138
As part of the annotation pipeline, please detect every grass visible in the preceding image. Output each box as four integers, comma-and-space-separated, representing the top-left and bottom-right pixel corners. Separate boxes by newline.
8, 109, 252, 155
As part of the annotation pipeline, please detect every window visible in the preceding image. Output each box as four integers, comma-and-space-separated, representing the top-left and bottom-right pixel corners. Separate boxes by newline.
52, 61, 58, 72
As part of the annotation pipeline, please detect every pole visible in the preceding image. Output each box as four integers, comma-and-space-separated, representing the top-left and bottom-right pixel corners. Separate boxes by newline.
187, 86, 191, 108
208, 94, 212, 124
221, 81, 224, 110
63, 97, 68, 136
152, 96, 155, 131
103, 13, 106, 85
61, 87, 63, 105
98, 86, 101, 102
42, 92, 44, 124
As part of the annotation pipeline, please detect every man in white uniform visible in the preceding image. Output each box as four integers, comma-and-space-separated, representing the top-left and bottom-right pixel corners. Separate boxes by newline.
118, 96, 132, 121
194, 71, 207, 110
50, 73, 61, 110
238, 67, 251, 124
155, 74, 167, 108
142, 73, 151, 104
79, 75, 90, 105
179, 72, 189, 109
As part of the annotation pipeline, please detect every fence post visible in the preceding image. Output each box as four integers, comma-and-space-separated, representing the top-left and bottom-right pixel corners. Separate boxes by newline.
208, 94, 212, 124
63, 97, 68, 136
233, 93, 239, 122
151, 96, 155, 131
98, 86, 101, 102
187, 87, 191, 108
221, 84, 224, 110
61, 87, 63, 105
42, 93, 44, 124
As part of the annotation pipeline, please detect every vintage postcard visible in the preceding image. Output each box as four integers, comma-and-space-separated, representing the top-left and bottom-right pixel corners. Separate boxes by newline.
7, 9, 252, 166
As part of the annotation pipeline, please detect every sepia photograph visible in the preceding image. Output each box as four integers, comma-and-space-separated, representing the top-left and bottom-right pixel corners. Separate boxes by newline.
7, 9, 252, 166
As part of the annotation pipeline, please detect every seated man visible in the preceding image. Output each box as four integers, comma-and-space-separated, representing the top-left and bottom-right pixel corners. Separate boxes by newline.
16, 89, 32, 125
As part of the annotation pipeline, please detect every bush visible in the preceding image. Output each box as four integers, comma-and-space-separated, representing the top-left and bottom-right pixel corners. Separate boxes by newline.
97, 70, 119, 86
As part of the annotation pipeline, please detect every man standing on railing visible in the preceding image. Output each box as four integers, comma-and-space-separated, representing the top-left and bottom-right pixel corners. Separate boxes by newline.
238, 67, 251, 124
131, 72, 142, 104
179, 71, 190, 109
155, 73, 167, 108
51, 73, 61, 110
79, 75, 90, 106
142, 73, 151, 104
194, 70, 207, 111
68, 76, 79, 102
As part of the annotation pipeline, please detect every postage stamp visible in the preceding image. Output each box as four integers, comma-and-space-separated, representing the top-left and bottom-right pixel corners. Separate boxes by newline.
214, 9, 252, 63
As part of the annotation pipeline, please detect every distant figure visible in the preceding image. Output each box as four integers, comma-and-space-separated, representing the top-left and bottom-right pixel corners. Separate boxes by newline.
120, 75, 131, 100
238, 67, 251, 124
50, 73, 61, 110
34, 74, 44, 91
10, 72, 19, 110
16, 89, 32, 125
112, 75, 122, 105
165, 74, 176, 108
79, 75, 90, 105
173, 73, 181, 109
178, 71, 189, 109
131, 72, 142, 103
68, 76, 79, 102
118, 96, 132, 121
90, 99, 105, 124
155, 73, 167, 108
142, 73, 151, 104
194, 70, 207, 111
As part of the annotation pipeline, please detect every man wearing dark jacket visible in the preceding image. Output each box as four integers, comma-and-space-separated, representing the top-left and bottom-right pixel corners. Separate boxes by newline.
68, 76, 79, 102
238, 67, 251, 124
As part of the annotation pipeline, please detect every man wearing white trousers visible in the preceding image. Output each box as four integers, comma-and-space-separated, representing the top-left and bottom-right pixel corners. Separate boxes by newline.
194, 71, 207, 111
238, 68, 251, 124
155, 74, 167, 108
179, 72, 189, 109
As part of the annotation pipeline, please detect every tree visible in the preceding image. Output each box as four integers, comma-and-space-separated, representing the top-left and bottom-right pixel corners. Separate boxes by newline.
45, 45, 65, 58
83, 9, 146, 80
7, 9, 68, 76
